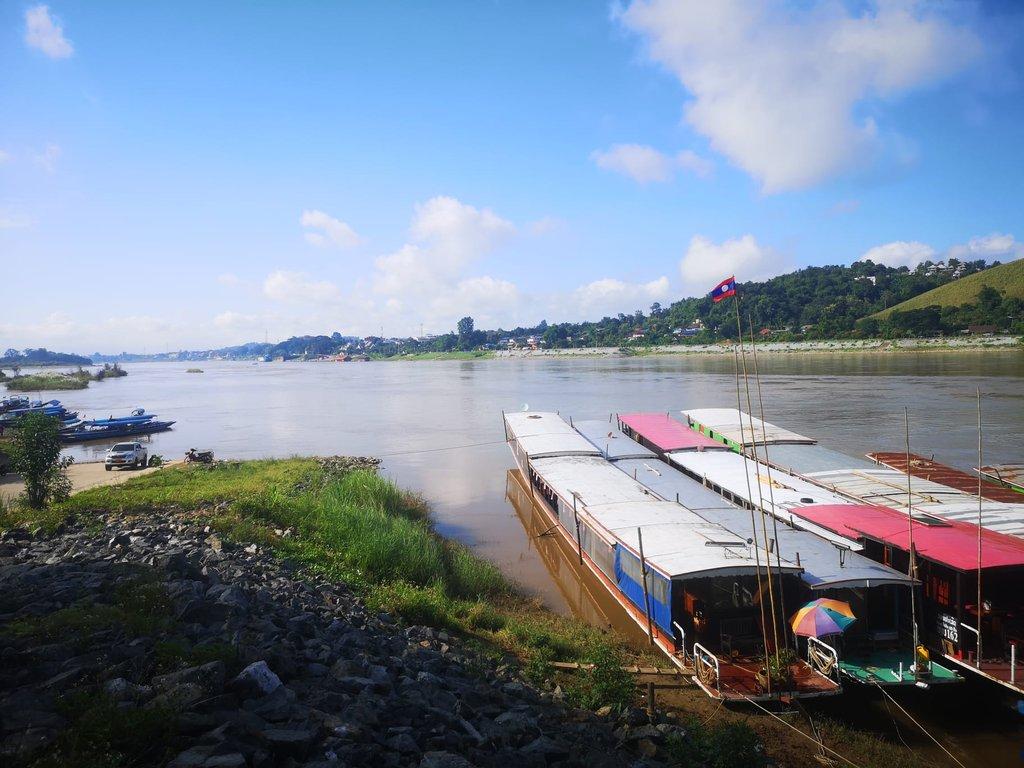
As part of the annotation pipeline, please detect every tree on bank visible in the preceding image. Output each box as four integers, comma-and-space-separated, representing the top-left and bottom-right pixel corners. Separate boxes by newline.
11, 413, 73, 508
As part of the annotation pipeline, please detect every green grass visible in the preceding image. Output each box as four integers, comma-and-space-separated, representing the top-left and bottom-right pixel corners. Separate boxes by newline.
872, 259, 1024, 319
26, 459, 642, 668
3, 372, 90, 391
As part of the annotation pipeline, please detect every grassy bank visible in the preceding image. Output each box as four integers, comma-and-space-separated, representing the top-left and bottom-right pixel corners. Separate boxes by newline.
4, 459, 641, 668
2, 364, 127, 392
0, 459, 932, 767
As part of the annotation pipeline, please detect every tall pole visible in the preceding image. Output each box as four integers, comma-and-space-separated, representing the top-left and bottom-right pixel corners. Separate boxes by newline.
748, 314, 789, 652
734, 347, 770, 685
905, 408, 920, 681
977, 388, 983, 666
734, 297, 780, 670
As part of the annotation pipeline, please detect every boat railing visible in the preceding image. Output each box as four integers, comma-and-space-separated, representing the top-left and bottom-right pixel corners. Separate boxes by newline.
693, 642, 720, 695
673, 621, 688, 662
806, 636, 840, 683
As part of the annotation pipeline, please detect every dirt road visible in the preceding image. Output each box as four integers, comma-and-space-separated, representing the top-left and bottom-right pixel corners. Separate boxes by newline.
0, 460, 182, 502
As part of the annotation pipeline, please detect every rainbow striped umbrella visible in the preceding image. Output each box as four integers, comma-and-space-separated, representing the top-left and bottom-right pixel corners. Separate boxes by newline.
790, 598, 857, 638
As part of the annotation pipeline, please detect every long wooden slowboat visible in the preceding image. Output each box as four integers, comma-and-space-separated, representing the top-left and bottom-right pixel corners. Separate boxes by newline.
976, 464, 1024, 495
504, 411, 841, 702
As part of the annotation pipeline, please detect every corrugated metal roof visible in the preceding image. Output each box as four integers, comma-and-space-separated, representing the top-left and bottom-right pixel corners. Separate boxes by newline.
529, 455, 656, 508
792, 504, 1024, 572
617, 413, 727, 452
807, 468, 1024, 540
667, 450, 864, 549
869, 452, 1023, 502
978, 464, 1024, 493
764, 443, 875, 475
617, 459, 912, 589
584, 500, 802, 580
574, 419, 657, 460
682, 408, 816, 447
504, 411, 601, 459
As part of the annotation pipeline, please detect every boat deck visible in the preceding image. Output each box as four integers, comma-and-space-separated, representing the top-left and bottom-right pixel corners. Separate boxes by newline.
838, 650, 960, 686
977, 464, 1024, 494
702, 657, 841, 701
868, 452, 1023, 503
942, 655, 1024, 694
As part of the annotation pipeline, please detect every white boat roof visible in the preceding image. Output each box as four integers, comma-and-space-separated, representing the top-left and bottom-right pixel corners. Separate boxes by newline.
682, 408, 816, 447
667, 450, 864, 549
504, 411, 601, 459
529, 455, 657, 508
763, 443, 875, 474
583, 499, 802, 580
574, 419, 657, 460
617, 459, 912, 589
809, 468, 1024, 539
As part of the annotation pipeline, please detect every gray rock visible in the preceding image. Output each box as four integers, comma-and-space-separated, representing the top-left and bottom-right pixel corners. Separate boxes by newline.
419, 750, 477, 768
264, 727, 317, 758
231, 660, 282, 698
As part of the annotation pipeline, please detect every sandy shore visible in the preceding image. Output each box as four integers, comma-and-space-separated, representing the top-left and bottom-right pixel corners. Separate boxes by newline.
0, 459, 182, 502
493, 335, 1022, 358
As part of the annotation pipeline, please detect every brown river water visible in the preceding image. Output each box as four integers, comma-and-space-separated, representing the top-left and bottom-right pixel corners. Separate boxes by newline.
21, 351, 1024, 765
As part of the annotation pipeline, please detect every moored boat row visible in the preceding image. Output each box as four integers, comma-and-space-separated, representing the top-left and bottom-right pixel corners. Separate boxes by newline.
506, 405, 1024, 703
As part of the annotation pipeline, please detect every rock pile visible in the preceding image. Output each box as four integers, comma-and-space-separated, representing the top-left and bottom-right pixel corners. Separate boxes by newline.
0, 515, 684, 767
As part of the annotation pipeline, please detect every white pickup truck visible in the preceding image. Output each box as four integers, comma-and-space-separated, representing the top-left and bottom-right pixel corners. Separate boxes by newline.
104, 442, 149, 471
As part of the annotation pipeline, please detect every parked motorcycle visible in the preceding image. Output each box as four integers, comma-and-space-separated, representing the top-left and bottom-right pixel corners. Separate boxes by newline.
184, 448, 214, 464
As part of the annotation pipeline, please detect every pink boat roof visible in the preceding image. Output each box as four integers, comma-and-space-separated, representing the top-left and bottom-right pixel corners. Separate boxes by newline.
792, 504, 1024, 572
617, 413, 726, 453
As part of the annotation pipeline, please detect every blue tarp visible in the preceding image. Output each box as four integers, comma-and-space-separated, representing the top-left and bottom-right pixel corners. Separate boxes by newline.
614, 544, 673, 634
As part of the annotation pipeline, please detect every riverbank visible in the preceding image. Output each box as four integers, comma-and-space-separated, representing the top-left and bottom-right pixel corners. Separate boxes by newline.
0, 457, 940, 767
494, 336, 1022, 359
0, 459, 183, 503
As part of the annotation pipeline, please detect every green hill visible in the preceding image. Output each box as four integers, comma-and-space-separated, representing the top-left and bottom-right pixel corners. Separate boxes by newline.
872, 259, 1024, 318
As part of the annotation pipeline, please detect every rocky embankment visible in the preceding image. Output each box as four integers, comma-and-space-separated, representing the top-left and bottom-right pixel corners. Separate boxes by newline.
0, 513, 690, 767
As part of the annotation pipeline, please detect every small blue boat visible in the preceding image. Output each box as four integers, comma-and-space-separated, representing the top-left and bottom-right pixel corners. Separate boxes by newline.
59, 420, 176, 444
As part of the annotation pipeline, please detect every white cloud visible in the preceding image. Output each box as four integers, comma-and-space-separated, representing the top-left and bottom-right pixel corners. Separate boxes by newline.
0, 150, 10, 165
680, 234, 785, 288
263, 270, 340, 303
33, 144, 61, 173
619, 1, 980, 192
860, 240, 937, 268
213, 311, 259, 329
25, 5, 73, 59
0, 212, 32, 230
570, 277, 670, 316
675, 150, 714, 179
300, 209, 362, 249
592, 144, 676, 184
948, 233, 1024, 263
373, 196, 515, 297
591, 144, 713, 184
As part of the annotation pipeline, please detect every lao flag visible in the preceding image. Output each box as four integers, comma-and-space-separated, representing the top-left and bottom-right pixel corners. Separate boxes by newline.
711, 276, 737, 303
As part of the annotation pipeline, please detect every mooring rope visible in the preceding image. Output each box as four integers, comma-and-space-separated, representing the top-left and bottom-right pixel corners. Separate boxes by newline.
873, 683, 967, 768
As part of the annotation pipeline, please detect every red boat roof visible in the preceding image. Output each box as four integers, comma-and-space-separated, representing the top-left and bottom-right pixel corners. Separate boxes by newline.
617, 413, 726, 453
868, 451, 1023, 503
792, 504, 1024, 572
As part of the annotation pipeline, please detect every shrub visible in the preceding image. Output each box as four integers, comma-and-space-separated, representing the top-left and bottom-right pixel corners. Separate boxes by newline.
565, 643, 635, 711
10, 412, 73, 508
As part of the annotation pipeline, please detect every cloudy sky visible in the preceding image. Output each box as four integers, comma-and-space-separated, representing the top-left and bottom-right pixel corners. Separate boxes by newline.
2, 1, 1023, 353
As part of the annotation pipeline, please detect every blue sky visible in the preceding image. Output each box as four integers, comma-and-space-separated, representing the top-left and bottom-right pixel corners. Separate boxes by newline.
2, 1, 1023, 353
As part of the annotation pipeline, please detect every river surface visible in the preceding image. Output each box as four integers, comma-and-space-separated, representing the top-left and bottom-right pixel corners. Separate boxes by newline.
17, 351, 1024, 765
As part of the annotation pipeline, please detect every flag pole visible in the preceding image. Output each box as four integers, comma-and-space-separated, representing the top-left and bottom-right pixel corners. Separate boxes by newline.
733, 291, 780, 668
748, 313, 789, 652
